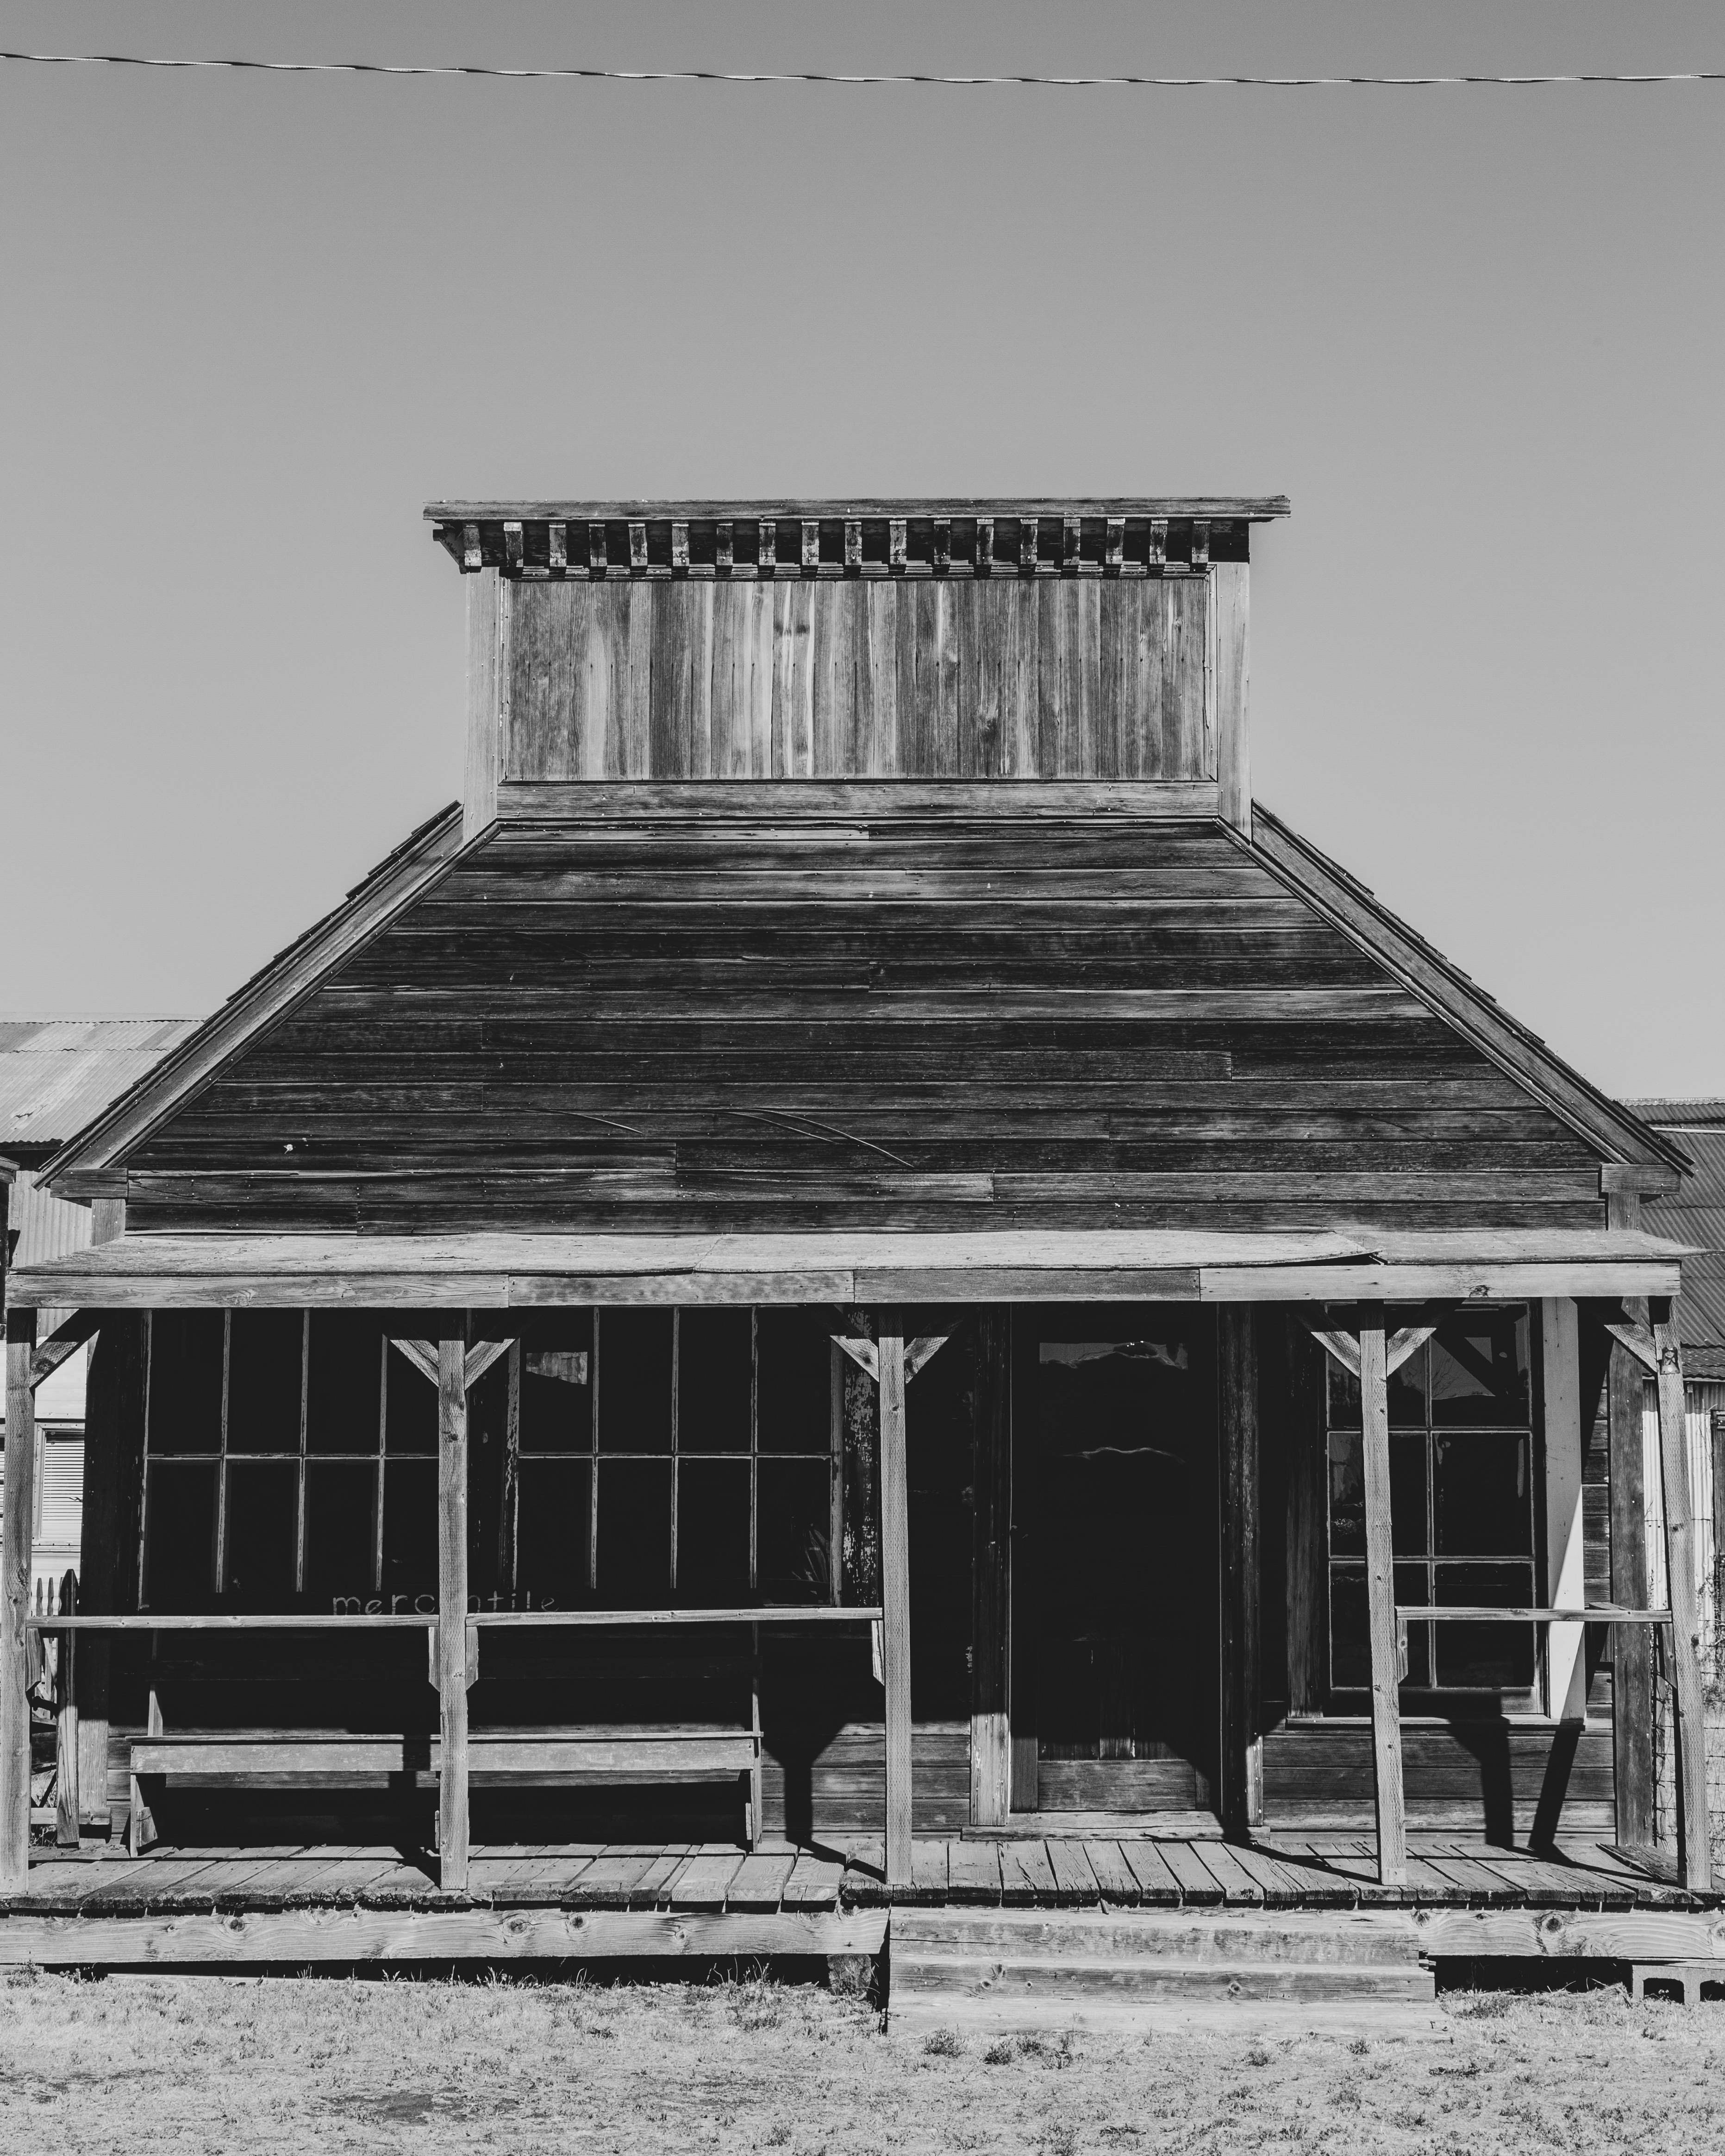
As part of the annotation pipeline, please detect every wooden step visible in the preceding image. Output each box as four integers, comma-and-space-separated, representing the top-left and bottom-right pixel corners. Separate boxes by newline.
888, 1904, 1437, 2033
894, 1907, 1425, 1965
895, 1953, 1434, 2003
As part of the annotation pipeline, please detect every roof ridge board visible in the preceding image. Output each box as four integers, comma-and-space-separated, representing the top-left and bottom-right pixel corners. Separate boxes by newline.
1241, 803, 1688, 1178
424, 496, 1292, 523
38, 802, 470, 1193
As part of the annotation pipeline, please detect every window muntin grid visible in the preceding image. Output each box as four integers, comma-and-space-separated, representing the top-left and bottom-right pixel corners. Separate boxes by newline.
1325, 1306, 1538, 1700
138, 1306, 840, 1612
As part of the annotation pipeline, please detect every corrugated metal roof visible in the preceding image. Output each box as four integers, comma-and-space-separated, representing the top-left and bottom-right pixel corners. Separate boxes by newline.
1633, 1101, 1725, 1357
1629, 1098, 1725, 1127
0, 1018, 198, 1149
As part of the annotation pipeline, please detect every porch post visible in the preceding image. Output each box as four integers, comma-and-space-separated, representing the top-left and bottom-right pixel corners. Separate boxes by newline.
1608, 1334, 1656, 1844
878, 1317, 912, 1893
437, 1330, 471, 1890
1358, 1318, 1407, 1884
54, 1570, 78, 1847
1541, 1299, 1588, 1722
1218, 1306, 1261, 1836
969, 1306, 1011, 1827
2, 1308, 37, 1888
1651, 1301, 1711, 1890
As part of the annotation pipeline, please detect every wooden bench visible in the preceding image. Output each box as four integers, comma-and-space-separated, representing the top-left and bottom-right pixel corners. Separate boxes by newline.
127, 1728, 763, 1852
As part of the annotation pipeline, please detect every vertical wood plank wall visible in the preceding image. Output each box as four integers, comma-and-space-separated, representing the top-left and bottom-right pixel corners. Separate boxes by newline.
504, 578, 1214, 783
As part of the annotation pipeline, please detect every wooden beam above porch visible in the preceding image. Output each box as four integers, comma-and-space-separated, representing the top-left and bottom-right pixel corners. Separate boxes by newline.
9, 1226, 1688, 1311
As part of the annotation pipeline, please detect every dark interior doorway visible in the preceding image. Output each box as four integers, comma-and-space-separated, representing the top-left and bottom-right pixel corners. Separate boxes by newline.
1014, 1306, 1218, 1812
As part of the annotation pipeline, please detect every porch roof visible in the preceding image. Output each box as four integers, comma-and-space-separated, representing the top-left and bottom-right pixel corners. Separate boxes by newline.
8, 1225, 1689, 1309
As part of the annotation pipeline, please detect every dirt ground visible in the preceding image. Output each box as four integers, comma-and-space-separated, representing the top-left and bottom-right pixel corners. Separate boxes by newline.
3, 1965, 1725, 2154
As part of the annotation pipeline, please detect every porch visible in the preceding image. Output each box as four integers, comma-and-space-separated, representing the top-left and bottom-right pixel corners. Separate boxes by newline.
6, 1829, 1723, 2028
4, 1225, 1708, 1956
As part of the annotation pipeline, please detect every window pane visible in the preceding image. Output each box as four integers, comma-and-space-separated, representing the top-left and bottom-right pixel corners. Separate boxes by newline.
1430, 1309, 1530, 1427
1389, 1344, 1427, 1428
306, 1313, 383, 1455
1329, 1430, 1425, 1558
1433, 1434, 1532, 1556
147, 1311, 224, 1455
758, 1310, 834, 1455
1390, 1434, 1427, 1557
385, 1344, 437, 1455
596, 1457, 672, 1604
677, 1310, 753, 1455
1396, 1561, 1431, 1688
1329, 1563, 1368, 1689
380, 1458, 437, 1607
597, 1310, 673, 1453
759, 1458, 831, 1605
1326, 1343, 1424, 1430
521, 1313, 593, 1454
676, 1459, 751, 1603
226, 1311, 304, 1456
223, 1461, 300, 1609
1328, 1431, 1363, 1556
1330, 1562, 1434, 1691
143, 1461, 218, 1609
1434, 1563, 1537, 1687
304, 1461, 377, 1607
515, 1458, 591, 1606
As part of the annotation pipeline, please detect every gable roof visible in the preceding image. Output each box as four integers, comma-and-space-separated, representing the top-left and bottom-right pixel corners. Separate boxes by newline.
1244, 805, 1683, 1175
38, 791, 1678, 1212
41, 803, 468, 1198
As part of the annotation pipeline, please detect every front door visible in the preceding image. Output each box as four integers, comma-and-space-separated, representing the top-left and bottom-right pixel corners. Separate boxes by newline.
1016, 1306, 1217, 1813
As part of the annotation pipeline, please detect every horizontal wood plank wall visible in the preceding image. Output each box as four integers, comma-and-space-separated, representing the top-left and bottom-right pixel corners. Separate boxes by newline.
505, 580, 1215, 782
1262, 1723, 1617, 1838
760, 1724, 970, 1839
127, 817, 1604, 1235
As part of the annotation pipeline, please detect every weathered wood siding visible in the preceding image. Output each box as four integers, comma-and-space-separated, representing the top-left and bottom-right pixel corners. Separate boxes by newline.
123, 813, 1602, 1235
1262, 1722, 1617, 1839
505, 579, 1212, 782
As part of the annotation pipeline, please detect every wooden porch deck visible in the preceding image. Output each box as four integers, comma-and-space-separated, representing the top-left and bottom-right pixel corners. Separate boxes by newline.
3, 1829, 1714, 1921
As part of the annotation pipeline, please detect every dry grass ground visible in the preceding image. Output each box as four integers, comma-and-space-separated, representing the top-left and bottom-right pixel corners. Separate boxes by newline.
3, 1965, 1725, 2154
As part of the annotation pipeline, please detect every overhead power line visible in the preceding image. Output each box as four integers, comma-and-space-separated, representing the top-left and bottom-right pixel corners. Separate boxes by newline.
1, 50, 1723, 89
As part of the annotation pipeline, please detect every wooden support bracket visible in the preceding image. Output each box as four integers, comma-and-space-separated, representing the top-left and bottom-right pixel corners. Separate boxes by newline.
390, 1337, 513, 1394
463, 1338, 511, 1391
28, 1311, 101, 1391
829, 1317, 950, 1387
1298, 1314, 1441, 1380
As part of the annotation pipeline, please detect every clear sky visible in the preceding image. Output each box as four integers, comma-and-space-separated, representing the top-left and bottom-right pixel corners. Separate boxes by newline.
2, 2, 1721, 1097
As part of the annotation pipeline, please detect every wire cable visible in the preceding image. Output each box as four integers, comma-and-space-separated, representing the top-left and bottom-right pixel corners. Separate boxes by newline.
1, 50, 1723, 89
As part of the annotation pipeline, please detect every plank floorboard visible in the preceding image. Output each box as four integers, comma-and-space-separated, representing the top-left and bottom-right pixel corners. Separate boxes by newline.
1078, 1840, 1138, 1906
1120, 1841, 1183, 1907
998, 1840, 1058, 1906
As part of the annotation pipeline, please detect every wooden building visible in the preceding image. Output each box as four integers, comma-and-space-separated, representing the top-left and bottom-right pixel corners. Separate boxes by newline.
2, 501, 1713, 2010
0, 1021, 198, 1613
